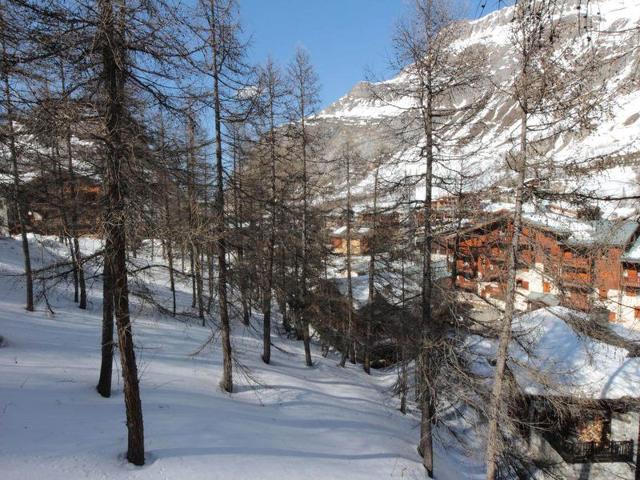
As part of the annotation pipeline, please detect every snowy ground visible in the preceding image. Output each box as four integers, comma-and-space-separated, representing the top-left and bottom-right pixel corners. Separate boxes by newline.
0, 236, 484, 479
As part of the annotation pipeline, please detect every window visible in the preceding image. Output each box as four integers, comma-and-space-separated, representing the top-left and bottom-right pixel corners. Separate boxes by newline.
635, 308, 640, 320
627, 288, 637, 297
575, 416, 608, 443
543, 282, 551, 293
609, 311, 617, 322
516, 279, 529, 290
599, 288, 608, 300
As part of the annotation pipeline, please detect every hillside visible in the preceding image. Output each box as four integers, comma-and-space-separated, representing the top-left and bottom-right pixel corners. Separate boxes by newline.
309, 0, 640, 214
0, 236, 485, 480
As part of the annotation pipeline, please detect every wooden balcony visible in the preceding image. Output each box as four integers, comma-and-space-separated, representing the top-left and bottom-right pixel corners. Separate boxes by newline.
561, 271, 592, 287
622, 275, 640, 288
562, 257, 591, 270
546, 434, 634, 464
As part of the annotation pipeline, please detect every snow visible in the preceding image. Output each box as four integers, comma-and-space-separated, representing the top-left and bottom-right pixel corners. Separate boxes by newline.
511, 307, 640, 400
315, 96, 417, 120
467, 307, 640, 401
484, 201, 638, 246
0, 236, 485, 480
313, 0, 640, 215
622, 235, 640, 262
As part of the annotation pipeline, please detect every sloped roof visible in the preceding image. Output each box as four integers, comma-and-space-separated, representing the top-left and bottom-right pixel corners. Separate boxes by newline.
510, 307, 640, 400
455, 204, 638, 247
622, 235, 640, 263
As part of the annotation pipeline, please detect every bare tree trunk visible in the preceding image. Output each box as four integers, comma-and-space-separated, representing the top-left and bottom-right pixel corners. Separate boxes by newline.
70, 242, 79, 302
340, 149, 354, 368
399, 255, 408, 414
74, 237, 87, 309
195, 243, 205, 324
60, 61, 87, 311
163, 198, 176, 316
2, 37, 33, 312
485, 109, 528, 480
99, 0, 144, 464
209, 0, 232, 393
166, 239, 176, 316
190, 245, 196, 308
261, 60, 280, 366
418, 64, 435, 478
97, 260, 114, 397
288, 48, 317, 368
364, 165, 379, 375
206, 246, 214, 314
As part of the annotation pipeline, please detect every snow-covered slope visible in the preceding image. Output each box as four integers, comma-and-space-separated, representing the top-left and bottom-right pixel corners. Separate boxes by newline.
0, 236, 485, 480
311, 0, 640, 210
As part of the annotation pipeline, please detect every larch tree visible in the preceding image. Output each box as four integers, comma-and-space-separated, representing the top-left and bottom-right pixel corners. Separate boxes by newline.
0, 0, 34, 312
389, 0, 489, 474
195, 0, 252, 392
94, 0, 146, 464
484, 1, 610, 477
255, 58, 288, 365
286, 47, 321, 367
338, 143, 357, 368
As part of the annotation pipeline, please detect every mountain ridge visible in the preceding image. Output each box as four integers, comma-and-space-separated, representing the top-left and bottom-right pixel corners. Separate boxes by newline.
308, 0, 640, 217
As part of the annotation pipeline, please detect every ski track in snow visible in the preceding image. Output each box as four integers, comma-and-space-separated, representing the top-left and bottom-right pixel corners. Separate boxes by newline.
0, 236, 485, 480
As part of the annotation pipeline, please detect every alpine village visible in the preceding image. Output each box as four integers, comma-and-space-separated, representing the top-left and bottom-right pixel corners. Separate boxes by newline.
1, 0, 640, 479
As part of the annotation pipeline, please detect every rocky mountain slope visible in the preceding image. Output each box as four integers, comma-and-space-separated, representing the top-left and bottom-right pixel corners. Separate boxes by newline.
309, 0, 640, 217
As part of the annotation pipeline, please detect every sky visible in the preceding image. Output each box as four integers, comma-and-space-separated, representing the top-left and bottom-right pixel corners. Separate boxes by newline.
240, 0, 507, 111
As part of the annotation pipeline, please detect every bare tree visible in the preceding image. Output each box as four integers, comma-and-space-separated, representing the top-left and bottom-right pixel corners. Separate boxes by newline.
0, 0, 34, 312
390, 0, 488, 474
96, 0, 144, 464
484, 2, 610, 477
287, 47, 321, 367
339, 143, 356, 368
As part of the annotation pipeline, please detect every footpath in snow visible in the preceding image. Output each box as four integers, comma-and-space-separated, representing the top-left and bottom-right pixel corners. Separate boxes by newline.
0, 236, 484, 479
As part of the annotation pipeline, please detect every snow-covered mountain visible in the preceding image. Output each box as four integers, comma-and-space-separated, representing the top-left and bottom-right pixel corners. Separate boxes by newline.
310, 0, 640, 216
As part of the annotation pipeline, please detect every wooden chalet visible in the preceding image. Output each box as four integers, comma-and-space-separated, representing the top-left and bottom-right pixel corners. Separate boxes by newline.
440, 209, 640, 322
8, 173, 103, 235
330, 225, 371, 255
502, 308, 640, 478
329, 211, 401, 256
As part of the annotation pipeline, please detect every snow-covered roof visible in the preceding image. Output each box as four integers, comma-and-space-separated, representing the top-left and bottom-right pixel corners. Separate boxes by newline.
330, 226, 371, 237
622, 235, 640, 263
483, 202, 638, 246
510, 307, 640, 400
526, 292, 560, 307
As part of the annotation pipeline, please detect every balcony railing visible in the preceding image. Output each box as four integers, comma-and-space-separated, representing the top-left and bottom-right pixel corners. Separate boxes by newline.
562, 257, 591, 270
623, 275, 640, 288
560, 271, 592, 287
546, 434, 634, 463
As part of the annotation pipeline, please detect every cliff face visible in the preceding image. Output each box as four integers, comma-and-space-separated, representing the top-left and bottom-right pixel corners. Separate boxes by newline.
309, 0, 640, 215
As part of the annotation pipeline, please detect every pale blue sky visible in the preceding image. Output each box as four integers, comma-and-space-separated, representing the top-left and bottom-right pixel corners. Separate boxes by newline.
240, 0, 507, 109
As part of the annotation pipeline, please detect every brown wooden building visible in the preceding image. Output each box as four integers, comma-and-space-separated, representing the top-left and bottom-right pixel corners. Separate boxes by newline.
440, 210, 639, 320
8, 173, 103, 235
